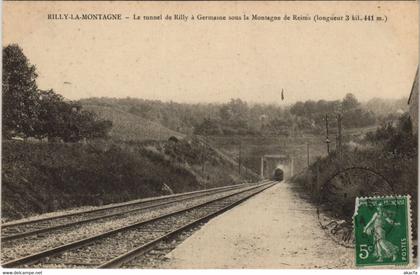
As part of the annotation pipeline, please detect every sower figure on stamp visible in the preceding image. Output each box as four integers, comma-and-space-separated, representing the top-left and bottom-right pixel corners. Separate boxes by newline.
363, 203, 400, 262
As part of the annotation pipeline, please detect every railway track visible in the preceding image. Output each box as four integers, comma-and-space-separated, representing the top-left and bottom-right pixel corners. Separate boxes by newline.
1, 182, 271, 263
2, 181, 275, 268
2, 181, 266, 242
1, 184, 272, 263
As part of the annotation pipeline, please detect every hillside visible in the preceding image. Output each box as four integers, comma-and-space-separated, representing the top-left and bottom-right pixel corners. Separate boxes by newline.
364, 97, 408, 117
83, 104, 184, 141
80, 95, 384, 139
2, 100, 263, 221
2, 138, 258, 221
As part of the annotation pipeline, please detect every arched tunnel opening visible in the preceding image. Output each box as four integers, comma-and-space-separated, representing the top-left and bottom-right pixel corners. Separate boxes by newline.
261, 155, 292, 181
272, 166, 284, 182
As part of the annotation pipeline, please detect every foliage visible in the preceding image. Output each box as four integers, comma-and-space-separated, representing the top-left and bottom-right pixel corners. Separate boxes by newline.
2, 45, 112, 142
290, 93, 376, 130
265, 118, 292, 135
365, 113, 417, 157
365, 97, 408, 117
194, 118, 223, 135
219, 98, 249, 122
1, 140, 192, 219
81, 93, 380, 138
293, 113, 417, 234
2, 44, 40, 138
2, 137, 257, 220
342, 93, 359, 112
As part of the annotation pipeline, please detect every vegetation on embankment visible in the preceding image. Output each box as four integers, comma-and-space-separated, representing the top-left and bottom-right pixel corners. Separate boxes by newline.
291, 113, 418, 234
208, 135, 329, 177
2, 137, 258, 221
83, 104, 184, 141
81, 94, 407, 138
3, 44, 112, 142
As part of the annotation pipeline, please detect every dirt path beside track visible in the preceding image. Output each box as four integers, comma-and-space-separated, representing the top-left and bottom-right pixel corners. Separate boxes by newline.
162, 182, 354, 268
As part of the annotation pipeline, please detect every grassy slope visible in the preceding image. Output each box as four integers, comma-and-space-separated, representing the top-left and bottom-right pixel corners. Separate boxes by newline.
83, 104, 184, 141
82, 101, 376, 177
2, 137, 257, 221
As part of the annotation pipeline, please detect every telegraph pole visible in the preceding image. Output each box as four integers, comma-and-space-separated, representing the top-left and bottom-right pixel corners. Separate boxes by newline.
238, 140, 242, 177
337, 113, 343, 160
325, 114, 330, 155
260, 156, 264, 179
202, 134, 207, 174
307, 143, 310, 167
291, 157, 294, 177
335, 134, 339, 152
201, 144, 205, 173
316, 161, 320, 198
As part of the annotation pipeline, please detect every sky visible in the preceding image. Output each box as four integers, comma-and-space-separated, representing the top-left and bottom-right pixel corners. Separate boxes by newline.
3, 1, 419, 104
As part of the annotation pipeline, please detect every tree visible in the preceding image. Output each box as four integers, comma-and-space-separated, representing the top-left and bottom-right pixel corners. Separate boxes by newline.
219, 105, 232, 121
88, 117, 113, 139
341, 94, 375, 128
34, 89, 66, 139
342, 93, 360, 112
290, 101, 305, 116
3, 44, 113, 142
268, 118, 292, 134
2, 44, 39, 138
220, 98, 249, 122
69, 108, 113, 141
194, 118, 222, 135
35, 91, 113, 142
365, 113, 417, 157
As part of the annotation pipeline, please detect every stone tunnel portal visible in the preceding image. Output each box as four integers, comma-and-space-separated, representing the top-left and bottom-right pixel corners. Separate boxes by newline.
260, 154, 293, 180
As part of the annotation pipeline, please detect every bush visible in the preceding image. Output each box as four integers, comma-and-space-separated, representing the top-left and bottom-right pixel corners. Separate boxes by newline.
292, 114, 417, 234
1, 140, 198, 219
2, 45, 112, 142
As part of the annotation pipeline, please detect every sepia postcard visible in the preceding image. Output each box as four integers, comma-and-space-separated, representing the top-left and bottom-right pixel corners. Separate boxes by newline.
1, 1, 418, 272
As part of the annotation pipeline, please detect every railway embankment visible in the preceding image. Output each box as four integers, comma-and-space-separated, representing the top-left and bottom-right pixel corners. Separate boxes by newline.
291, 114, 418, 239
1, 182, 272, 267
2, 137, 258, 221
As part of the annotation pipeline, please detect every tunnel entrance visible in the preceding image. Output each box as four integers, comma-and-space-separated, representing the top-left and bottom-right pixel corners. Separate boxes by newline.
260, 154, 293, 180
272, 167, 284, 182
